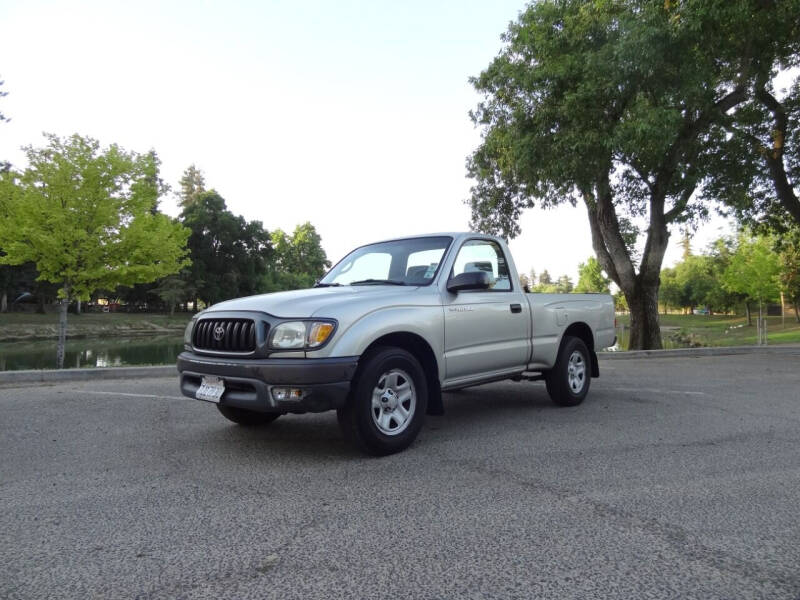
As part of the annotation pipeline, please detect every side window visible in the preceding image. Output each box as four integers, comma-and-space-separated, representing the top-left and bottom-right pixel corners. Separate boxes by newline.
452, 240, 512, 291
405, 248, 446, 284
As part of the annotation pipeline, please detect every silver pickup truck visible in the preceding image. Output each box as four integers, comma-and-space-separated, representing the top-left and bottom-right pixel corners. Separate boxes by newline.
178, 233, 616, 455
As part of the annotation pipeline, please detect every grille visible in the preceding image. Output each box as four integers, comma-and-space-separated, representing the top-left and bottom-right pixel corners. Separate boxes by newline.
193, 318, 258, 353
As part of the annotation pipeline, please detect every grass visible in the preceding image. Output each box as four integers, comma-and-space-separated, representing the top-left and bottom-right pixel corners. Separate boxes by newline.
0, 311, 192, 342
613, 313, 800, 349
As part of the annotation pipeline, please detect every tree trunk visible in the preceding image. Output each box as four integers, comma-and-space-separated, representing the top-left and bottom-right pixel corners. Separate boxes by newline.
745, 302, 752, 326
626, 285, 663, 350
36, 293, 46, 314
169, 302, 175, 317
56, 297, 69, 369
794, 299, 800, 324
76, 299, 81, 315
0, 292, 6, 313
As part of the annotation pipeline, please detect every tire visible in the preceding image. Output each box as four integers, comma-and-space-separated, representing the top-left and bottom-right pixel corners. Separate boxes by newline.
216, 404, 281, 426
545, 336, 591, 407
337, 347, 428, 456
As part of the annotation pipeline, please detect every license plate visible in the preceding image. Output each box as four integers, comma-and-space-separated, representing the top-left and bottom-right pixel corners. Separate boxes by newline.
196, 376, 225, 403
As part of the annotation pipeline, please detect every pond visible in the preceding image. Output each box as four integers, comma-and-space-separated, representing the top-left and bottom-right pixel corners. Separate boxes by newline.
0, 336, 185, 371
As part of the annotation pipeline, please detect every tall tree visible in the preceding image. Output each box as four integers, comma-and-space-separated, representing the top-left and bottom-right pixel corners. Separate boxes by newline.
467, 0, 788, 349
181, 190, 272, 305
0, 76, 15, 300
538, 269, 552, 285
554, 274, 574, 294
703, 0, 800, 231
178, 164, 206, 206
777, 228, 800, 322
722, 233, 781, 322
264, 223, 331, 291
0, 134, 190, 367
149, 275, 189, 317
705, 236, 748, 319
575, 257, 610, 294
658, 267, 684, 314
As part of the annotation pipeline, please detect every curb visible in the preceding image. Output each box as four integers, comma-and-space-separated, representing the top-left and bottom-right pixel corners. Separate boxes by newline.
599, 344, 800, 360
0, 365, 176, 386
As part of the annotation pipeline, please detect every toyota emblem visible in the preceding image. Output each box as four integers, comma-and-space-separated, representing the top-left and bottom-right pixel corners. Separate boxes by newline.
213, 325, 226, 341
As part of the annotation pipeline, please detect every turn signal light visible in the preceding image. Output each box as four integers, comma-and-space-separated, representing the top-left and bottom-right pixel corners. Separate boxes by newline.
307, 322, 334, 347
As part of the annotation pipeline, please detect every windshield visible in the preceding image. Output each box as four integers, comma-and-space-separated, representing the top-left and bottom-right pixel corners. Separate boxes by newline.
319, 236, 452, 286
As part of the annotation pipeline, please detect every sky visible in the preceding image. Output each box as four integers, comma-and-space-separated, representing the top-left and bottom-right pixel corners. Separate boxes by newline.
0, 0, 736, 282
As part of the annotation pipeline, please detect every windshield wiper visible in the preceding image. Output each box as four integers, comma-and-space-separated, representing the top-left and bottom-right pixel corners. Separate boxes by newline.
349, 279, 407, 286
313, 282, 342, 288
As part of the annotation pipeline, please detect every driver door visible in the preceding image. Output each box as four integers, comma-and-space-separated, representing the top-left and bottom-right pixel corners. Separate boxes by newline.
443, 239, 531, 381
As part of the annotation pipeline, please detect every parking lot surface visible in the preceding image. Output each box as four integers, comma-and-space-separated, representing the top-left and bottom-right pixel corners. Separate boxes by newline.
1, 353, 799, 599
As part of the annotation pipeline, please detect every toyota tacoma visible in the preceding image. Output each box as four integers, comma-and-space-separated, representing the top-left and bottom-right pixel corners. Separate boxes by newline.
178, 233, 616, 455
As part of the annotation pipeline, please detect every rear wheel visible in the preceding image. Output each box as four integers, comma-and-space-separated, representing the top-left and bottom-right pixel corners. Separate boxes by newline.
545, 336, 591, 407
216, 404, 281, 426
337, 347, 428, 456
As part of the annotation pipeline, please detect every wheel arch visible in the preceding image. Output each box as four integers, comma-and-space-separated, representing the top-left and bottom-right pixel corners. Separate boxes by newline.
560, 321, 599, 377
359, 332, 443, 415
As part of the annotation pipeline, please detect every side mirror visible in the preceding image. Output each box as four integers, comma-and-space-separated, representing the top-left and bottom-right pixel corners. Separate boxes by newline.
447, 271, 491, 293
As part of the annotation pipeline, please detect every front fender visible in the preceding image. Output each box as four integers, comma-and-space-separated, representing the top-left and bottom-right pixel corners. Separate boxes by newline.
323, 305, 445, 381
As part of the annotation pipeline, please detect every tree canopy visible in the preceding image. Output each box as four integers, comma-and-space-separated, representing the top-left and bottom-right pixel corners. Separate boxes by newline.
0, 134, 190, 301
178, 164, 206, 206
262, 223, 331, 291
575, 257, 610, 294
180, 190, 273, 305
722, 233, 782, 309
467, 0, 800, 349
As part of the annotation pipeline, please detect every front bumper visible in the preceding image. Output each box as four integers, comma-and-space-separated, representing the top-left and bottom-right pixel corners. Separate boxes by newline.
177, 352, 358, 414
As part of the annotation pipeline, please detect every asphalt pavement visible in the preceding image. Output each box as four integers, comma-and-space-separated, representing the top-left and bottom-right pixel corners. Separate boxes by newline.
1, 353, 799, 600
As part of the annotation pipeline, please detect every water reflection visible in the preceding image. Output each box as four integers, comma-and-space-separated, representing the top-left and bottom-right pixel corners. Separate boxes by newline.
0, 336, 184, 371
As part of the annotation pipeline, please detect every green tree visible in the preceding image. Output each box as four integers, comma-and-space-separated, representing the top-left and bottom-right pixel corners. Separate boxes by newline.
575, 257, 610, 294
267, 222, 330, 289
705, 236, 747, 318
676, 256, 716, 314
466, 1, 784, 349
554, 274, 574, 294
181, 190, 272, 305
149, 275, 190, 316
614, 291, 628, 314
658, 267, 684, 314
528, 269, 537, 287
777, 229, 800, 322
701, 0, 800, 231
722, 233, 782, 323
0, 134, 190, 367
538, 269, 551, 286
178, 164, 206, 206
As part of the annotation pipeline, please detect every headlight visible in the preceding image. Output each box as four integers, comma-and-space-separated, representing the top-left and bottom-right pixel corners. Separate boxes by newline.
271, 322, 307, 349
270, 320, 336, 350
184, 317, 197, 349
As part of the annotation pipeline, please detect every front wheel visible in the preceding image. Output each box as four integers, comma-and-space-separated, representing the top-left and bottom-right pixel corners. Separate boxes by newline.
337, 347, 428, 456
545, 336, 591, 407
216, 404, 281, 426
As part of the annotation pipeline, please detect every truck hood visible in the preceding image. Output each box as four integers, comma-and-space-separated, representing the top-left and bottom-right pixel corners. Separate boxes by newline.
203, 286, 424, 319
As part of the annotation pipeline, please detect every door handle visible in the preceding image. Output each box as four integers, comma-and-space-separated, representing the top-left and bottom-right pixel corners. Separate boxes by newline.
510, 303, 522, 314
